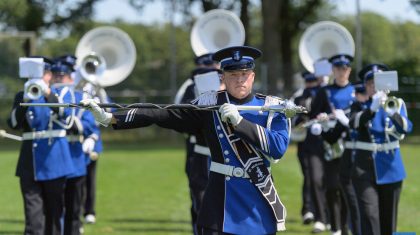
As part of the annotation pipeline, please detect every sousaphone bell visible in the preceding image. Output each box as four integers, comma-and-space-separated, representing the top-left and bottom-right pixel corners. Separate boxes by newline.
298, 21, 355, 73
190, 9, 245, 56
75, 26, 137, 87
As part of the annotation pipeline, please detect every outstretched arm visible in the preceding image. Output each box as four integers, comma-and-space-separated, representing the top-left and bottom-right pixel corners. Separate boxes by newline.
111, 108, 202, 135
81, 99, 203, 135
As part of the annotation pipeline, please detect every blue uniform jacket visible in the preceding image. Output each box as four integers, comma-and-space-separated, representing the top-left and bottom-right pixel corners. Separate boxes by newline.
310, 82, 355, 118
212, 94, 289, 234
369, 101, 412, 184
27, 87, 75, 181
350, 99, 412, 184
60, 87, 99, 178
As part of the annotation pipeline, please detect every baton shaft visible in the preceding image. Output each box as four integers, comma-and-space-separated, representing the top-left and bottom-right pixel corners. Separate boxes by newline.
20, 103, 306, 113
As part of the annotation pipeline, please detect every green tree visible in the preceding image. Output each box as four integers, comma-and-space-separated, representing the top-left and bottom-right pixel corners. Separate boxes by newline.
261, 0, 329, 96
0, 0, 99, 32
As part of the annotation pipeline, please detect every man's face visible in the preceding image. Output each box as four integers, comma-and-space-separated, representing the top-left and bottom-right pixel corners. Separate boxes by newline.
332, 65, 351, 83
43, 71, 52, 85
221, 69, 255, 99
53, 73, 73, 84
365, 79, 375, 97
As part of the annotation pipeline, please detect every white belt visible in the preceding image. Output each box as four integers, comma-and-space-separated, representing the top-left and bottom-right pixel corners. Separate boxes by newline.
344, 141, 400, 152
210, 161, 250, 178
67, 135, 84, 143
193, 145, 211, 156
22, 130, 67, 140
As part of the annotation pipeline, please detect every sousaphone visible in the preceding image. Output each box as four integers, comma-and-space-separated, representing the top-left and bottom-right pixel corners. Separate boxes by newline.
298, 21, 355, 73
190, 9, 245, 56
75, 26, 137, 87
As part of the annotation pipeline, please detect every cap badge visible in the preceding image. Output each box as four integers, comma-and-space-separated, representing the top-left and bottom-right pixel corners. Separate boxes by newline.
233, 50, 241, 61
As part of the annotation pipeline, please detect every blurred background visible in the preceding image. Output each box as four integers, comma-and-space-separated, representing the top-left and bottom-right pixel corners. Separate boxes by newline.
1, 0, 420, 142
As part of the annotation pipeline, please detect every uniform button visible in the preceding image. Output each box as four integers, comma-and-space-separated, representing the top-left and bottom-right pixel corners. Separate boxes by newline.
225, 176, 230, 181
224, 150, 229, 155
217, 125, 221, 130
33, 143, 37, 148
218, 134, 224, 138
225, 158, 230, 163
249, 179, 253, 183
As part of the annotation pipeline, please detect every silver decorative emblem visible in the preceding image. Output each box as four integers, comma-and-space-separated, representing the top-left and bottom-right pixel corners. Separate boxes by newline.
233, 51, 241, 61
256, 167, 264, 179
233, 167, 244, 177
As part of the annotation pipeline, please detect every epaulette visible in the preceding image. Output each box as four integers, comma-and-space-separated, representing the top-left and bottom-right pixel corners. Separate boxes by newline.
256, 93, 285, 103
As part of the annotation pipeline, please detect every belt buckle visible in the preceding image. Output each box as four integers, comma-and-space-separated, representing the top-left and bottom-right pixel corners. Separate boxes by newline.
232, 167, 244, 177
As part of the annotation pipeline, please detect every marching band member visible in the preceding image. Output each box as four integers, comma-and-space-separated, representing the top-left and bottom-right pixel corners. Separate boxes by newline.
51, 60, 98, 235
82, 46, 290, 234
61, 54, 107, 224
321, 81, 368, 235
175, 53, 221, 235
292, 72, 320, 225
7, 57, 75, 235
294, 71, 329, 233
350, 64, 412, 235
310, 54, 356, 234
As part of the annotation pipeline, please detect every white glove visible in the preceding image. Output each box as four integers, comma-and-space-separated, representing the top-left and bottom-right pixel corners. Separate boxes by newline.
370, 91, 387, 112
334, 109, 349, 127
317, 112, 329, 122
80, 99, 113, 126
310, 123, 322, 135
82, 137, 95, 154
219, 103, 243, 126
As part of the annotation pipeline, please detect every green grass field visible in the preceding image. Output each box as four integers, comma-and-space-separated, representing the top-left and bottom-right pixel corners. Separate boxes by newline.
0, 143, 419, 234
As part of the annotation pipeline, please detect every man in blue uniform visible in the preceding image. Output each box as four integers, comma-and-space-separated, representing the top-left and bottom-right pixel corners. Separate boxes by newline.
82, 46, 290, 234
321, 81, 367, 235
8, 57, 75, 235
292, 72, 319, 225
52, 60, 99, 235
56, 54, 106, 224
310, 54, 355, 234
350, 64, 412, 235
